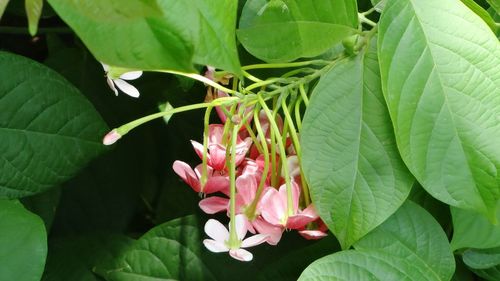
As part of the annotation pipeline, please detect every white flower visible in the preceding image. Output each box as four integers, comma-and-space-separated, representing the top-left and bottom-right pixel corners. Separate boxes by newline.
203, 214, 268, 262
102, 63, 142, 98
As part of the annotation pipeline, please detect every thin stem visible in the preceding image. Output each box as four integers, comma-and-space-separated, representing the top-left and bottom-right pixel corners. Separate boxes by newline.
157, 70, 238, 95
200, 106, 213, 192
115, 98, 238, 136
245, 105, 270, 219
360, 7, 376, 16
228, 124, 240, 247
294, 96, 303, 131
242, 60, 328, 71
358, 13, 377, 27
281, 97, 311, 206
258, 94, 294, 217
299, 84, 310, 107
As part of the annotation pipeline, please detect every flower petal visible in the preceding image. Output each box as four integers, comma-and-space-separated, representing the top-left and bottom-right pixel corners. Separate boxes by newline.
234, 214, 247, 241
203, 239, 229, 253
199, 196, 229, 214
298, 230, 328, 240
260, 188, 286, 226
236, 174, 257, 205
114, 79, 140, 98
172, 161, 200, 192
106, 77, 118, 96
120, 70, 143, 80
252, 217, 283, 245
101, 62, 109, 72
204, 219, 229, 242
241, 233, 269, 248
286, 213, 317, 229
229, 248, 253, 262
204, 176, 230, 195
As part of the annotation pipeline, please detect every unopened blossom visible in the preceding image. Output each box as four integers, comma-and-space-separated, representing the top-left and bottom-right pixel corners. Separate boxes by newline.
102, 63, 142, 98
203, 214, 268, 261
102, 129, 121, 145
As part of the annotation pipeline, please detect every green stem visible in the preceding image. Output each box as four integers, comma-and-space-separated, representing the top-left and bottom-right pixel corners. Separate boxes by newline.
228, 124, 240, 248
200, 106, 213, 192
358, 13, 377, 27
157, 69, 238, 95
258, 94, 294, 217
115, 99, 237, 137
294, 95, 303, 131
281, 97, 310, 206
299, 84, 310, 107
242, 60, 329, 71
245, 105, 270, 219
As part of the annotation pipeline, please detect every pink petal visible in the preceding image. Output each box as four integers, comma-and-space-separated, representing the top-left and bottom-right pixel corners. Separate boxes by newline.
120, 70, 142, 80
190, 141, 205, 162
251, 217, 283, 245
203, 239, 229, 253
286, 155, 301, 178
260, 188, 286, 226
208, 144, 227, 170
208, 124, 225, 145
199, 197, 229, 214
236, 174, 257, 205
172, 161, 200, 192
204, 176, 230, 195
241, 234, 269, 248
229, 249, 253, 262
278, 182, 300, 214
204, 219, 229, 242
298, 230, 328, 240
114, 79, 140, 98
286, 213, 317, 229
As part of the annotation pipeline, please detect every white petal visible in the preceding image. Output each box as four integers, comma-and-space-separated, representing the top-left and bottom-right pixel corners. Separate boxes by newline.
241, 234, 269, 248
114, 79, 140, 98
120, 71, 143, 80
203, 239, 229, 253
106, 78, 118, 96
204, 219, 229, 242
101, 62, 109, 72
234, 214, 247, 241
229, 249, 253, 262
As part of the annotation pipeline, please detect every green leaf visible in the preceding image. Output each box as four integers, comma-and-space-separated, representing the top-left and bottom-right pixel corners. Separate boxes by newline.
378, 0, 500, 220
0, 52, 108, 199
47, 0, 241, 74
47, 0, 193, 72
487, 0, 500, 14
237, 0, 358, 62
97, 216, 216, 281
0, 0, 9, 20
301, 40, 413, 249
155, 0, 241, 75
461, 0, 498, 33
25, 0, 43, 36
451, 205, 500, 250
299, 201, 455, 280
43, 234, 134, 281
21, 187, 61, 232
0, 199, 47, 281
463, 247, 500, 269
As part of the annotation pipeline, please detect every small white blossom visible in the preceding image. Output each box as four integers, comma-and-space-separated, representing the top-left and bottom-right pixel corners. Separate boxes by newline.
102, 63, 142, 98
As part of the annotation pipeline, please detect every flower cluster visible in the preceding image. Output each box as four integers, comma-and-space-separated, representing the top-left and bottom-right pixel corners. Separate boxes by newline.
173, 75, 327, 261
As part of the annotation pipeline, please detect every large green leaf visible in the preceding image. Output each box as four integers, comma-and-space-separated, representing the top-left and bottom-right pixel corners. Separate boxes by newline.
487, 0, 500, 14
378, 0, 500, 220
301, 40, 413, 249
25, 0, 43, 35
461, 0, 498, 33
0, 52, 108, 199
463, 247, 500, 269
21, 187, 61, 232
97, 216, 216, 281
450, 205, 500, 250
47, 0, 241, 74
299, 201, 455, 280
237, 0, 358, 62
0, 200, 47, 281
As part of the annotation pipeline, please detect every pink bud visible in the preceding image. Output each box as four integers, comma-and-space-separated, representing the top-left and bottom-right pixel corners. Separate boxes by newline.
103, 129, 122, 145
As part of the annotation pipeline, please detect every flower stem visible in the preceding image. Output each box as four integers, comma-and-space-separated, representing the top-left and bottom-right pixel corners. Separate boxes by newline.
157, 69, 238, 95
200, 106, 213, 192
228, 123, 240, 247
258, 94, 294, 217
242, 60, 329, 71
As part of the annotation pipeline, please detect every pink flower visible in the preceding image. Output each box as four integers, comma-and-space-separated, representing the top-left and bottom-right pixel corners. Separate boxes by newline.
191, 124, 252, 171
203, 215, 268, 262
260, 182, 317, 229
199, 196, 229, 214
172, 160, 229, 194
102, 129, 121, 145
298, 219, 328, 240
